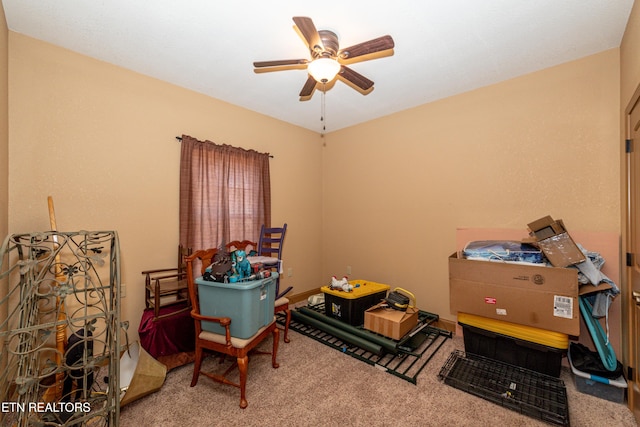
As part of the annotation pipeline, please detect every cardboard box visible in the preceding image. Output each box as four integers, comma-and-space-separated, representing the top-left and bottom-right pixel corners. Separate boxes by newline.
364, 303, 419, 340
449, 253, 612, 336
527, 216, 586, 267
449, 252, 580, 335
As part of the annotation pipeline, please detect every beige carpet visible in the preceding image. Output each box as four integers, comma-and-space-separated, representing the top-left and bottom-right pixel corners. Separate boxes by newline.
119, 323, 638, 427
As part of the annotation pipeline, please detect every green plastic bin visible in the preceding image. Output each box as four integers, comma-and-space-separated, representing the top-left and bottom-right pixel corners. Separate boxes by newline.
195, 273, 277, 338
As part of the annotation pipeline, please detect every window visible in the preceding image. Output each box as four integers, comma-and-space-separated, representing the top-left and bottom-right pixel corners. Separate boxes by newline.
178, 135, 271, 251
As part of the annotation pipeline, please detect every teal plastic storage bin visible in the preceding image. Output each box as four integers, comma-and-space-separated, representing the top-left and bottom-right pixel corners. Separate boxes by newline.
195, 273, 277, 339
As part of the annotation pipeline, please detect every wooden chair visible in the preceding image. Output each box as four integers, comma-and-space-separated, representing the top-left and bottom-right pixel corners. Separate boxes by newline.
227, 238, 292, 343
185, 248, 280, 409
141, 245, 192, 320
225, 240, 257, 254
273, 296, 292, 344
257, 224, 290, 299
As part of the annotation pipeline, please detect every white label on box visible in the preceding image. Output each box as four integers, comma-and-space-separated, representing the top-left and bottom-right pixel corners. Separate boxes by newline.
495, 308, 507, 316
554, 295, 573, 319
260, 288, 267, 301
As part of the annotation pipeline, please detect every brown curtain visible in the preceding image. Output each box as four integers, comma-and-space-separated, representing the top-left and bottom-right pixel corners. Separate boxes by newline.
179, 135, 271, 252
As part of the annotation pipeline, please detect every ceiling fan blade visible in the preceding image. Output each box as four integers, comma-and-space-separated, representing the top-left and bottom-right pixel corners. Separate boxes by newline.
253, 59, 309, 68
293, 16, 324, 52
299, 75, 317, 99
338, 66, 374, 92
339, 35, 395, 61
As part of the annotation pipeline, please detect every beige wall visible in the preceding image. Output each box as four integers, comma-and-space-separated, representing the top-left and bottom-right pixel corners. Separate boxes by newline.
622, 1, 640, 108
5, 24, 625, 332
323, 49, 620, 323
7, 34, 323, 336
0, 2, 8, 346
0, 4, 8, 248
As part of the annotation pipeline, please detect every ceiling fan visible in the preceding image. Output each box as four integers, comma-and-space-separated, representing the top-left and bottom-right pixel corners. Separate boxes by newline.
253, 16, 395, 101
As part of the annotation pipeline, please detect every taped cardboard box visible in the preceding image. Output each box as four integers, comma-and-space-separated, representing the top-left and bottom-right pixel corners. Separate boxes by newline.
527, 216, 585, 267
364, 303, 419, 340
449, 253, 611, 336
449, 252, 579, 335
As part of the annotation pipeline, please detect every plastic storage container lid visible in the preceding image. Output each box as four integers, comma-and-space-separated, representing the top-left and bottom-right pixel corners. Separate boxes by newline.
321, 280, 390, 299
195, 273, 278, 289
458, 312, 569, 350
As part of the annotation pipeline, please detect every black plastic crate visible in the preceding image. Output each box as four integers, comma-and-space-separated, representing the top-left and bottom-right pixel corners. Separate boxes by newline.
460, 322, 565, 377
438, 350, 570, 426
322, 281, 388, 326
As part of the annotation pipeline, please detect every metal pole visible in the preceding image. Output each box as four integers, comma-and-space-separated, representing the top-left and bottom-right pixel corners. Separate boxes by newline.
298, 307, 399, 354
290, 310, 384, 356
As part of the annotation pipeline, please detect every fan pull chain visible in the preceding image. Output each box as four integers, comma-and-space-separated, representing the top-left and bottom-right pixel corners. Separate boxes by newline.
320, 82, 327, 136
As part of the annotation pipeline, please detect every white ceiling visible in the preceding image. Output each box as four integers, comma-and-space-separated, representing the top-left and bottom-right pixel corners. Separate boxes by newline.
2, 1, 635, 133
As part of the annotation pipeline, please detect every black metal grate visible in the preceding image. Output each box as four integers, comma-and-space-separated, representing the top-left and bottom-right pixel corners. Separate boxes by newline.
277, 303, 452, 384
438, 350, 570, 426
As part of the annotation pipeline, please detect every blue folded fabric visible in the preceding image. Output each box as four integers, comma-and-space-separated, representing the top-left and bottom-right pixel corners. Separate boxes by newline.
573, 244, 619, 296
463, 240, 544, 264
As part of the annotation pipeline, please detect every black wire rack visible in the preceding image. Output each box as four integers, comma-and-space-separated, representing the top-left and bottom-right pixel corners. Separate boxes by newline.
438, 350, 570, 426
277, 303, 452, 385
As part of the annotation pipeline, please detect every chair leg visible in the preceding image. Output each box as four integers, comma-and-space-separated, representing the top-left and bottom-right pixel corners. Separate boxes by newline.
191, 347, 203, 387
237, 355, 249, 409
283, 309, 291, 343
272, 328, 280, 369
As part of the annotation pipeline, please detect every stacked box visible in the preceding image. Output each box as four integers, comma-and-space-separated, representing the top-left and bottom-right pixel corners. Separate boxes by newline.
449, 252, 613, 336
364, 303, 419, 340
458, 312, 568, 377
195, 273, 277, 339
321, 280, 389, 326
449, 252, 580, 335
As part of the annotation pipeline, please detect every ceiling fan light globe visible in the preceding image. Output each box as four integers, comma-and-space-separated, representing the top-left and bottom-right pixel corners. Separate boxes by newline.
308, 58, 340, 83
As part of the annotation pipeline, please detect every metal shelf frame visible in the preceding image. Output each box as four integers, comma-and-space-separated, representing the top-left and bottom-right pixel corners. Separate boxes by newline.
278, 303, 452, 384
0, 231, 121, 427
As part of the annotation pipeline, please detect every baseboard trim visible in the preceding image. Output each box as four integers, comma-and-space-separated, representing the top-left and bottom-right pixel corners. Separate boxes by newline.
288, 288, 322, 304
435, 318, 457, 335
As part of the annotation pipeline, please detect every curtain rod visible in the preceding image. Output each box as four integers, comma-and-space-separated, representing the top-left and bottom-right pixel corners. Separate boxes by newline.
175, 136, 273, 158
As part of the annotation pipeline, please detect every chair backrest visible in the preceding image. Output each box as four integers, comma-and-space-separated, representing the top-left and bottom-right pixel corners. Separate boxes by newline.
185, 248, 218, 316
257, 224, 287, 260
225, 240, 257, 255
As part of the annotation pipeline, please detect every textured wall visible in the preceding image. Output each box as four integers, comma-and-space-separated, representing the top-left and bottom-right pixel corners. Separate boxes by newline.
0, 5, 7, 249
6, 33, 622, 331
7, 34, 323, 335
323, 50, 620, 323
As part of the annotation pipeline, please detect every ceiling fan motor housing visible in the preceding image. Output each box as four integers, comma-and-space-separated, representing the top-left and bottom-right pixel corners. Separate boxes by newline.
315, 30, 339, 58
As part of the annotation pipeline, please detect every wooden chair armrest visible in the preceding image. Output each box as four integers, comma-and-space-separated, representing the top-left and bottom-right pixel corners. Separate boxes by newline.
190, 311, 231, 326
141, 267, 180, 275
191, 311, 232, 344
149, 273, 185, 282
